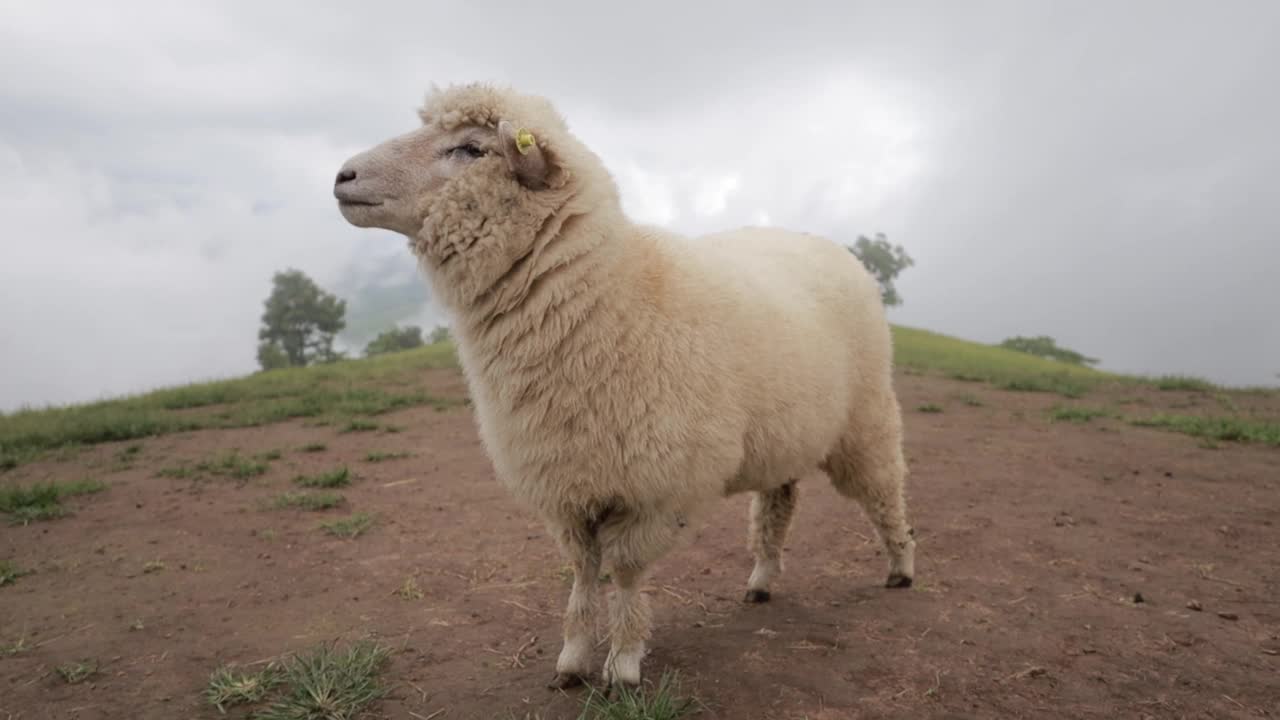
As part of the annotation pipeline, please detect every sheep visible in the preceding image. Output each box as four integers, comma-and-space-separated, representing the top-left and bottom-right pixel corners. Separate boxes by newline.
332, 82, 918, 691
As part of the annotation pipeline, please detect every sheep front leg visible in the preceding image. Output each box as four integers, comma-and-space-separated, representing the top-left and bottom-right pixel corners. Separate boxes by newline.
602, 564, 651, 692
745, 480, 798, 603
549, 525, 602, 690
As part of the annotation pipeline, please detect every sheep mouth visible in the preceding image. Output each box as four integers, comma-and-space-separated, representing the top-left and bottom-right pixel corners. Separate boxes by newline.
337, 199, 383, 208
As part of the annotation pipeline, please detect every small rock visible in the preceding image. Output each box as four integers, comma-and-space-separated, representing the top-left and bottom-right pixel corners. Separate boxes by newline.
701, 568, 711, 575
1081, 647, 1097, 655
693, 620, 705, 628
1186, 600, 1203, 612
1164, 471, 1173, 477
1217, 612, 1239, 621
1132, 592, 1145, 604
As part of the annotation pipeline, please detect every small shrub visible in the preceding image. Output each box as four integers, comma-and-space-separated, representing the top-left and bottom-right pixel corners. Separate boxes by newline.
269, 492, 344, 511
320, 512, 375, 539
916, 403, 943, 413
293, 466, 351, 488
364, 451, 411, 463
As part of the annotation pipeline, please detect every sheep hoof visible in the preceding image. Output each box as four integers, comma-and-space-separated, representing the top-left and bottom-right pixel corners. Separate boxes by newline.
547, 672, 587, 690
885, 573, 913, 589
743, 589, 772, 603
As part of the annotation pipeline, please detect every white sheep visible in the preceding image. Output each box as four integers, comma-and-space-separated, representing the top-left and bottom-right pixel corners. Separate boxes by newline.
333, 82, 918, 692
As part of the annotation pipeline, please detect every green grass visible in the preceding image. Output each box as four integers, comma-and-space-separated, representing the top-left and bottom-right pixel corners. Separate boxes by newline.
892, 326, 1113, 398
0, 342, 461, 471
320, 512, 376, 539
364, 450, 411, 463
1048, 405, 1115, 423
206, 663, 285, 713
56, 659, 99, 684
250, 640, 392, 720
0, 478, 107, 525
916, 403, 943, 413
1152, 375, 1218, 392
269, 491, 345, 511
159, 449, 272, 481
293, 466, 351, 488
299, 442, 328, 453
576, 671, 702, 720
1131, 415, 1280, 447
0, 560, 31, 587
339, 419, 380, 433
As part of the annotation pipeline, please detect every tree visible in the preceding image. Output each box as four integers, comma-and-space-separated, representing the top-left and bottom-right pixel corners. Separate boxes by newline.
364, 324, 425, 357
998, 335, 1100, 366
846, 233, 914, 307
256, 269, 347, 369
429, 325, 451, 344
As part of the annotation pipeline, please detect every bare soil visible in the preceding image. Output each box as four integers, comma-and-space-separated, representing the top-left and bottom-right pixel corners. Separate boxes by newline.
2, 371, 1278, 719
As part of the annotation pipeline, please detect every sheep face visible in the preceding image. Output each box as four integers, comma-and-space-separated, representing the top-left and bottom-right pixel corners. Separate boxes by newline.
333, 120, 550, 238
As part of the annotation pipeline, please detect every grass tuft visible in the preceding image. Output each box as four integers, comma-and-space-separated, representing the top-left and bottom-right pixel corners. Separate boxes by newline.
206, 662, 285, 714
159, 449, 271, 482
1152, 375, 1218, 392
339, 419, 380, 434
1, 559, 32, 587
1048, 405, 1114, 423
0, 478, 106, 525
251, 640, 392, 720
300, 442, 328, 453
269, 492, 345, 511
56, 659, 99, 684
1131, 414, 1280, 447
320, 512, 376, 539
364, 451, 411, 463
916, 403, 943, 414
577, 670, 702, 720
294, 466, 352, 488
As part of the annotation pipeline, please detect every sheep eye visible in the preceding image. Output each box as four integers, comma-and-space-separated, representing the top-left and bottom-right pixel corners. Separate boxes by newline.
447, 143, 486, 160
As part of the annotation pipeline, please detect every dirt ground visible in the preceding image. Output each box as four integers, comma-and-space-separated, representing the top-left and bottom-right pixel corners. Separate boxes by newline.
2, 370, 1278, 720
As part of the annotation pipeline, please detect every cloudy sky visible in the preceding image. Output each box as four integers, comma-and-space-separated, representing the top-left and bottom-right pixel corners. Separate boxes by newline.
1, 0, 1277, 411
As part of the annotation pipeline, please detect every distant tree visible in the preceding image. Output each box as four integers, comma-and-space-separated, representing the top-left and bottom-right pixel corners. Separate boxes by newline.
256, 269, 347, 369
999, 335, 1100, 367
429, 325, 451, 344
364, 325, 425, 357
846, 233, 914, 307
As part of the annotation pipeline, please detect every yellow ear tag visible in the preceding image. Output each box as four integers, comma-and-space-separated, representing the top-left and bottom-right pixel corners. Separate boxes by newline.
515, 128, 536, 155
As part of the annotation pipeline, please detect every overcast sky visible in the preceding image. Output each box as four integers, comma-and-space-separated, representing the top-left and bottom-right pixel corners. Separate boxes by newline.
2, 0, 1277, 411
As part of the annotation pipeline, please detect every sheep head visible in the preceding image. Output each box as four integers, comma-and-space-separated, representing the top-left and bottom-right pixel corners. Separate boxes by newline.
333, 90, 559, 237
334, 84, 621, 311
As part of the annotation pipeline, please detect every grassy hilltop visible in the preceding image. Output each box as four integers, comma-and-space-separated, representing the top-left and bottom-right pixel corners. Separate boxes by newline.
1, 325, 1276, 474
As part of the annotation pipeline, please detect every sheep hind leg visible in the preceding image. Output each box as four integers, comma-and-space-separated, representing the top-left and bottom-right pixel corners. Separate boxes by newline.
744, 480, 798, 603
548, 524, 602, 690
824, 412, 916, 588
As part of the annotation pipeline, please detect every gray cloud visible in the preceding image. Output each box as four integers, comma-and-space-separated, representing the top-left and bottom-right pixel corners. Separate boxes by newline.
2, 0, 1277, 411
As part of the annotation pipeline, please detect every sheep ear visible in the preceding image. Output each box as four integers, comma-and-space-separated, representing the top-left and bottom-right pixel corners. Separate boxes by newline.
497, 120, 550, 190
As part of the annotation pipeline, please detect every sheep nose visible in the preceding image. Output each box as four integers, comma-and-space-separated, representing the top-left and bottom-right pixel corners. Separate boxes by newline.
335, 168, 357, 185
